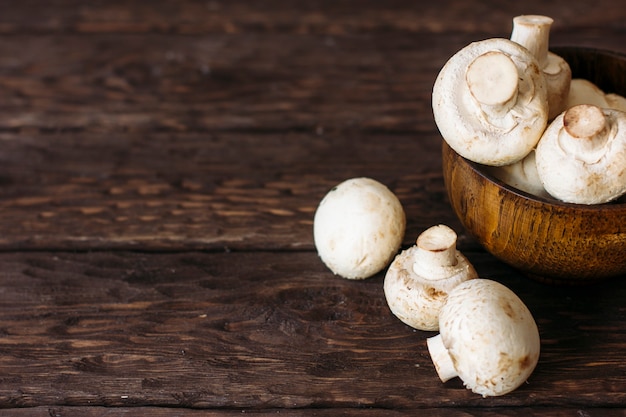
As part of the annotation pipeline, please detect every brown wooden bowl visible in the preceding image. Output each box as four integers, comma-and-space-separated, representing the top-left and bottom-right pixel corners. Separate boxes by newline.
442, 47, 626, 285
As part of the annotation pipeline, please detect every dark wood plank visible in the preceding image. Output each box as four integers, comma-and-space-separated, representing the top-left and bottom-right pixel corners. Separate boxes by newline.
0, 31, 624, 134
1, 0, 626, 37
0, 406, 623, 417
0, 32, 453, 133
0, 250, 625, 409
2, 1, 626, 415
0, 130, 461, 251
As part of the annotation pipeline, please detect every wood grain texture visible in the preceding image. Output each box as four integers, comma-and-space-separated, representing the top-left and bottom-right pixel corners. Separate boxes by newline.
443, 138, 626, 283
2, 0, 626, 415
1, 406, 624, 417
1, 0, 626, 37
0, 130, 457, 251
0, 406, 623, 417
0, 251, 625, 410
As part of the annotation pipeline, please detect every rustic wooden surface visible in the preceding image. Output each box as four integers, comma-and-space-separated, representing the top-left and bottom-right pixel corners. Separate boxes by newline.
1, 1, 626, 415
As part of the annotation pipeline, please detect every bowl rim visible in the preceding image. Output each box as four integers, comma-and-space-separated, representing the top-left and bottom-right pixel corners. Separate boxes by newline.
446, 142, 626, 212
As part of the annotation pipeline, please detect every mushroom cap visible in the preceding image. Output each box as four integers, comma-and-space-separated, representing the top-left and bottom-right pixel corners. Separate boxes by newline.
536, 104, 626, 204
486, 150, 550, 198
432, 38, 548, 166
313, 177, 406, 279
565, 78, 609, 109
384, 244, 477, 331
438, 279, 540, 397
606, 93, 626, 112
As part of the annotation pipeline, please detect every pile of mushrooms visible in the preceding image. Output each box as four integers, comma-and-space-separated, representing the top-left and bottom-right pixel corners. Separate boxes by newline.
313, 182, 541, 396
383, 226, 539, 396
433, 14, 626, 204
311, 14, 575, 399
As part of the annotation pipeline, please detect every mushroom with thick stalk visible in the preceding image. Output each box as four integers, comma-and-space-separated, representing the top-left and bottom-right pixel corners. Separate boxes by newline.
384, 224, 477, 331
535, 104, 626, 204
427, 279, 540, 397
432, 38, 548, 166
313, 177, 406, 279
510, 15, 571, 120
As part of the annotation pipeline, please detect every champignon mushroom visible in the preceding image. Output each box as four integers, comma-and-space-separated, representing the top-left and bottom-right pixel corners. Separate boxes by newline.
565, 78, 626, 112
384, 224, 477, 331
535, 104, 626, 204
486, 150, 550, 198
426, 279, 540, 397
606, 93, 626, 112
313, 177, 406, 279
510, 15, 571, 120
432, 38, 549, 166
565, 78, 610, 109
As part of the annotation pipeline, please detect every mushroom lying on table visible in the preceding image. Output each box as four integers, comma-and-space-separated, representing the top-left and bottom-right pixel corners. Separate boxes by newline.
384, 225, 477, 331
313, 177, 406, 279
427, 279, 540, 397
432, 37, 548, 166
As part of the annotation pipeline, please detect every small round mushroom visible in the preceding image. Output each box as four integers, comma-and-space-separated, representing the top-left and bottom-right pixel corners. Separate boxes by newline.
313, 177, 406, 279
426, 279, 540, 397
384, 224, 477, 331
510, 15, 571, 120
432, 38, 549, 166
535, 104, 626, 204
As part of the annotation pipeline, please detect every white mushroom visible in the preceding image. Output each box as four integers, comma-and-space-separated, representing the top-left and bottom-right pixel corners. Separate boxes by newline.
432, 38, 548, 166
535, 104, 626, 204
510, 15, 571, 120
384, 225, 477, 331
565, 78, 626, 112
426, 279, 540, 397
565, 78, 610, 109
606, 93, 626, 112
486, 150, 550, 199
313, 177, 406, 279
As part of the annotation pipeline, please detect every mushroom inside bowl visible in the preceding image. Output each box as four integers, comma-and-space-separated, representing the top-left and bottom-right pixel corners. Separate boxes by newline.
441, 47, 626, 285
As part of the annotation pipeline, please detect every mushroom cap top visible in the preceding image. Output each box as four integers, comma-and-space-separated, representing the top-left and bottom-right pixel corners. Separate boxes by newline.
536, 104, 626, 204
438, 279, 540, 397
432, 38, 548, 166
313, 177, 406, 279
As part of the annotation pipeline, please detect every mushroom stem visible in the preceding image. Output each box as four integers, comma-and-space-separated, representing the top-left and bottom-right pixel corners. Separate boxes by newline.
510, 15, 552, 68
466, 51, 519, 115
560, 104, 610, 163
413, 224, 459, 279
510, 15, 571, 120
426, 334, 458, 383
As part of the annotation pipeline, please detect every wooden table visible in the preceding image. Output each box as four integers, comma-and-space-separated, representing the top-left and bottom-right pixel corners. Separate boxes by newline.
1, 1, 626, 415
